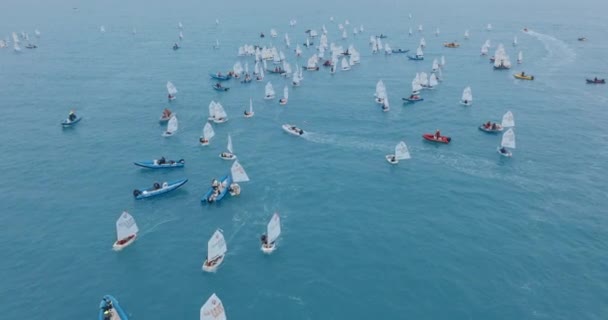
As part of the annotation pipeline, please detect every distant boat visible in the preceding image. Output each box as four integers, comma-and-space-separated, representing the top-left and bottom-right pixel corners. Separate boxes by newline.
460, 86, 473, 106
341, 57, 350, 71
386, 141, 411, 164
162, 115, 178, 137
279, 86, 288, 105
212, 103, 228, 122
261, 213, 281, 253
464, 30, 469, 39
219, 134, 237, 160
112, 211, 138, 251
99, 295, 129, 320
167, 81, 177, 100
264, 82, 276, 99
498, 128, 516, 157
202, 229, 227, 272
200, 122, 215, 146
517, 51, 523, 64
407, 46, 424, 60
513, 36, 518, 46
200, 293, 226, 320
132, 179, 188, 199
244, 98, 254, 117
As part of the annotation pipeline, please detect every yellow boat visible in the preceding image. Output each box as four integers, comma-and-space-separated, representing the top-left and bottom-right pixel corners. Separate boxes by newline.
514, 73, 534, 80
443, 42, 460, 48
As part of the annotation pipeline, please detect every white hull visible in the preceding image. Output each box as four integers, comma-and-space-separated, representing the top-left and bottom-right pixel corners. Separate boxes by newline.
460, 101, 472, 106
279, 99, 287, 105
282, 124, 304, 136
112, 235, 137, 251
497, 147, 512, 157
261, 243, 276, 254
219, 153, 237, 160
162, 131, 175, 137
264, 95, 275, 100
213, 118, 228, 124
202, 255, 225, 272
200, 139, 210, 146
244, 112, 254, 118
385, 155, 398, 164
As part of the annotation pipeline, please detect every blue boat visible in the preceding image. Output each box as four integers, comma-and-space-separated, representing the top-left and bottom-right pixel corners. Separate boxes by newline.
391, 49, 410, 54
133, 178, 188, 199
201, 175, 232, 204
478, 125, 503, 133
212, 84, 230, 91
402, 97, 424, 103
209, 73, 232, 81
99, 295, 129, 320
407, 55, 424, 61
266, 68, 284, 74
133, 158, 184, 169
61, 116, 81, 127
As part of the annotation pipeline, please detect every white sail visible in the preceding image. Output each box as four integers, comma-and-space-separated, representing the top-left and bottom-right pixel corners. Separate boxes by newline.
435, 28, 440, 36
267, 213, 281, 244
254, 61, 260, 75
167, 81, 178, 95
12, 32, 20, 43
416, 46, 423, 57
306, 54, 318, 69
166, 115, 178, 134
283, 86, 288, 100
341, 57, 350, 70
265, 82, 275, 97
432, 59, 439, 72
203, 122, 215, 140
501, 128, 516, 149
408, 28, 413, 36
208, 101, 217, 119
517, 51, 523, 63
375, 80, 386, 97
207, 229, 227, 262
284, 33, 290, 47
419, 72, 429, 87
231, 161, 250, 182
419, 38, 426, 48
35, 29, 41, 37
501, 111, 515, 128
342, 29, 347, 39
292, 70, 300, 84
395, 141, 411, 160
179, 31, 184, 39
464, 30, 469, 39
226, 135, 233, 154
440, 56, 446, 68
418, 24, 423, 32
429, 73, 439, 87
214, 103, 228, 119
116, 211, 138, 241
461, 86, 473, 103
481, 44, 489, 55
200, 293, 226, 320
513, 36, 518, 46
412, 77, 422, 93
270, 28, 277, 38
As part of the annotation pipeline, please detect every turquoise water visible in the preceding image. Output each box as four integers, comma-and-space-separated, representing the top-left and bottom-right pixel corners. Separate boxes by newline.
2, 0, 608, 319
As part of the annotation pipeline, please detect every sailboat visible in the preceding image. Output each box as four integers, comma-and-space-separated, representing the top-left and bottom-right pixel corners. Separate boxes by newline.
178, 22, 183, 29
502, 111, 515, 128
228, 160, 250, 196
440, 56, 446, 68
200, 293, 226, 320
202, 229, 227, 272
167, 81, 177, 100
428, 73, 439, 89
375, 80, 386, 103
460, 86, 473, 106
481, 44, 489, 55
464, 30, 469, 39
432, 59, 439, 72
112, 211, 138, 251
219, 135, 237, 160
100, 26, 105, 33
486, 23, 492, 31
279, 86, 288, 105
200, 122, 215, 146
213, 102, 228, 124
264, 82, 275, 99
292, 69, 301, 86
213, 39, 219, 49
341, 57, 350, 71
498, 128, 516, 157
408, 46, 424, 60
435, 28, 440, 36
381, 94, 390, 112
261, 213, 281, 253
179, 31, 184, 40
517, 51, 523, 64
386, 141, 411, 164
513, 36, 518, 46
244, 98, 254, 118
418, 25, 423, 32
162, 115, 178, 137
285, 33, 290, 47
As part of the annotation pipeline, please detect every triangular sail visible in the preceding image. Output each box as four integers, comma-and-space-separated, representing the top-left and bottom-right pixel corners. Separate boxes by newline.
231, 161, 250, 182
203, 122, 215, 140
432, 59, 439, 71
501, 128, 516, 149
208, 101, 217, 118
501, 111, 515, 128
167, 81, 178, 95
265, 82, 275, 96
116, 211, 138, 241
462, 86, 472, 102
395, 141, 411, 160
207, 230, 227, 261
200, 293, 226, 320
429, 73, 438, 87
214, 103, 228, 119
416, 46, 423, 57
341, 57, 349, 69
227, 135, 233, 153
166, 115, 178, 133
267, 213, 281, 243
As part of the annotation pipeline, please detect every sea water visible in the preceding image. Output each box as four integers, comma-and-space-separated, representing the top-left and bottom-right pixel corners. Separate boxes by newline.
1, 0, 607, 319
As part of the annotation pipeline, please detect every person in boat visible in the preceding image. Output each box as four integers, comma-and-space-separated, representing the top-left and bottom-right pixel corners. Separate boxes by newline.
260, 32, 265, 38
200, 137, 208, 144
244, 110, 250, 116
499, 147, 508, 154
216, 117, 225, 122
244, 73, 251, 81
215, 83, 222, 89
391, 155, 396, 162
217, 71, 222, 77
173, 43, 179, 50
68, 111, 77, 121
491, 123, 497, 130
153, 182, 161, 190
521, 71, 525, 76
279, 98, 287, 104
212, 179, 219, 189
463, 99, 468, 104
220, 152, 232, 158
162, 108, 171, 118
484, 121, 491, 128
158, 157, 166, 165
594, 77, 598, 82
260, 234, 268, 246
434, 130, 441, 139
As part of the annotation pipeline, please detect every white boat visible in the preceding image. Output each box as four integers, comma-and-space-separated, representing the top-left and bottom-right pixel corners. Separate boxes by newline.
200, 293, 226, 320
202, 229, 227, 272
295, 44, 302, 56
464, 30, 469, 39
213, 103, 228, 124
341, 57, 350, 71
178, 22, 183, 29
167, 81, 178, 100
460, 86, 473, 106
112, 211, 138, 251
486, 23, 492, 31
284, 33, 290, 47
419, 38, 426, 48
219, 135, 237, 160
435, 28, 440, 36
270, 28, 278, 38
513, 36, 518, 46
408, 28, 413, 36
411, 74, 422, 94
493, 44, 512, 69
13, 42, 21, 52
244, 98, 254, 118
440, 56, 446, 68
418, 24, 423, 32
261, 213, 281, 253
517, 51, 523, 64
179, 31, 183, 40
375, 80, 386, 101
200, 122, 215, 146
282, 124, 305, 136
306, 54, 318, 70
100, 26, 105, 33
384, 43, 392, 55
207, 101, 217, 121
162, 115, 178, 137
428, 73, 439, 89
385, 141, 411, 164
229, 160, 250, 196
502, 111, 515, 128
432, 59, 439, 72
292, 69, 300, 86
415, 46, 424, 58
264, 82, 275, 99
279, 86, 288, 105
498, 128, 516, 157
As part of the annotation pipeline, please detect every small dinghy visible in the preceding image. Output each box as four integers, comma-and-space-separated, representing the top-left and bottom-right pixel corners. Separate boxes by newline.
498, 128, 516, 157
212, 83, 229, 91
282, 124, 305, 136
407, 46, 424, 60
391, 48, 410, 54
209, 73, 232, 81
219, 135, 237, 160
244, 98, 254, 117
514, 72, 534, 80
403, 94, 424, 103
279, 86, 288, 105
460, 86, 473, 106
423, 131, 451, 144
200, 293, 227, 320
167, 81, 178, 100
261, 213, 281, 253
202, 229, 227, 272
99, 295, 129, 320
517, 51, 523, 64
200, 122, 215, 146
443, 42, 460, 48
133, 179, 188, 199
162, 115, 178, 137
385, 141, 411, 164
586, 78, 605, 84
480, 111, 514, 133
212, 102, 228, 124
341, 57, 350, 71
159, 108, 172, 122
112, 211, 138, 251
264, 82, 276, 99
61, 110, 81, 127
134, 157, 184, 169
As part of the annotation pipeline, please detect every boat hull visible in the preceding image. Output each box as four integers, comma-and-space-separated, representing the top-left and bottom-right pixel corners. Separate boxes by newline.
407, 56, 424, 61
202, 255, 225, 272
514, 74, 534, 80
212, 86, 230, 91
62, 116, 81, 127
385, 155, 398, 164
219, 153, 237, 160
586, 79, 605, 84
282, 124, 305, 136
133, 160, 184, 169
478, 125, 503, 133
213, 118, 228, 124
201, 175, 232, 203
112, 235, 137, 251
403, 97, 424, 103
261, 243, 276, 254
133, 178, 188, 199
497, 147, 512, 157
391, 49, 410, 54
422, 134, 451, 144
99, 295, 129, 320
209, 74, 232, 81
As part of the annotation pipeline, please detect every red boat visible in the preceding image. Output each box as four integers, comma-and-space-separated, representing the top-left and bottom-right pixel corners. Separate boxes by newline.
422, 133, 451, 144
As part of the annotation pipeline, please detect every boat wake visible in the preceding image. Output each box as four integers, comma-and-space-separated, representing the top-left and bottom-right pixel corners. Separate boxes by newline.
139, 217, 179, 238
524, 30, 576, 69
302, 132, 392, 152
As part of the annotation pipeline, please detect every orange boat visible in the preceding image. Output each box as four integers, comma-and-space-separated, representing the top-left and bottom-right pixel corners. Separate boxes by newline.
443, 42, 460, 48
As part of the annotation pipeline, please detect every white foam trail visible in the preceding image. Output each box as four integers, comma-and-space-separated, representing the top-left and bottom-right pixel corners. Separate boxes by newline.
139, 217, 179, 237
524, 30, 576, 69
302, 132, 392, 152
